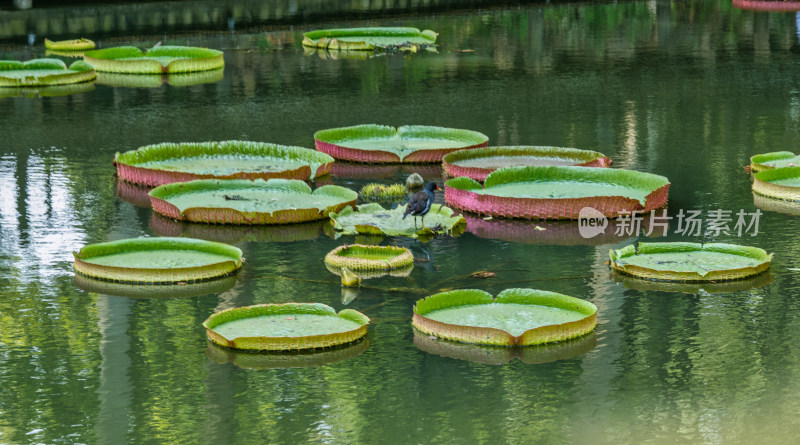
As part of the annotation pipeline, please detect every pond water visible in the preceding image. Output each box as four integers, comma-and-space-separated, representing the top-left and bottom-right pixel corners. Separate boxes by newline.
3, 0, 800, 443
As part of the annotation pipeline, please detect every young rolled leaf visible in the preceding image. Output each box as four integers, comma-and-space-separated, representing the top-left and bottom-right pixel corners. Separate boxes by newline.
206, 337, 369, 369
73, 237, 243, 284
328, 202, 467, 239
752, 166, 800, 201
413, 288, 597, 346
443, 146, 612, 182
609, 242, 773, 282
749, 151, 800, 172
314, 124, 489, 163
204, 303, 370, 351
114, 140, 334, 185
83, 45, 224, 74
0, 58, 96, 87
302, 27, 437, 51
445, 165, 670, 219
148, 178, 357, 225
44, 37, 96, 50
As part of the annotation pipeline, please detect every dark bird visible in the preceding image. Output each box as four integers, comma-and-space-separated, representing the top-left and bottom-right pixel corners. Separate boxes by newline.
403, 182, 440, 229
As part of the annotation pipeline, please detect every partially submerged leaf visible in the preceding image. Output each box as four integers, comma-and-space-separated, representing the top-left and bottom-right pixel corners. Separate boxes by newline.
329, 203, 466, 239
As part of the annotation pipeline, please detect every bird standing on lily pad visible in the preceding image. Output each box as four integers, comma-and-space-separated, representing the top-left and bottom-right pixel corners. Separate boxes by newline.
403, 182, 440, 229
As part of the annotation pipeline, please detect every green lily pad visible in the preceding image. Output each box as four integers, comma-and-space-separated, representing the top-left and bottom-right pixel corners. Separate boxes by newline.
83, 45, 224, 74
204, 303, 370, 351
73, 237, 243, 284
413, 289, 597, 346
328, 202, 466, 239
445, 166, 670, 219
302, 27, 437, 51
750, 151, 800, 172
44, 37, 95, 51
609, 242, 773, 282
314, 124, 489, 163
443, 146, 612, 182
413, 329, 597, 365
752, 166, 800, 201
0, 59, 96, 87
115, 140, 334, 186
149, 179, 357, 225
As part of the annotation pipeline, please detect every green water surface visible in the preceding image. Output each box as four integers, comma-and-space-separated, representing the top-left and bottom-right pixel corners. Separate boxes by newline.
213, 314, 362, 338
425, 303, 585, 337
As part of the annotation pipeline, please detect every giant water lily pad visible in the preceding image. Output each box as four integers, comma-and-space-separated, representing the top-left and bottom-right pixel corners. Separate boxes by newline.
44, 37, 95, 51
445, 166, 670, 219
0, 59, 95, 87
84, 45, 224, 73
314, 124, 488, 163
302, 27, 437, 51
732, 0, 800, 11
329, 203, 466, 239
204, 303, 370, 351
114, 140, 334, 186
206, 338, 369, 369
149, 179, 357, 225
752, 166, 800, 201
413, 329, 597, 365
443, 146, 612, 182
73, 237, 243, 283
612, 270, 773, 294
413, 289, 597, 346
750, 151, 800, 172
609, 242, 773, 282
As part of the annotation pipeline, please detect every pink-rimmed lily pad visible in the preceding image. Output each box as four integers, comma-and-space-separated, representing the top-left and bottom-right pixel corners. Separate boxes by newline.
115, 140, 334, 186
445, 166, 670, 219
314, 124, 488, 164
204, 303, 370, 351
412, 288, 597, 346
732, 0, 800, 11
149, 179, 357, 225
73, 237, 243, 284
443, 146, 612, 182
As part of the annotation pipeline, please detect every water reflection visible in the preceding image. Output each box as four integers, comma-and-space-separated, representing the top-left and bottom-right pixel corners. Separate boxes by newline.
95, 69, 224, 89
610, 269, 774, 294
413, 329, 597, 365
0, 81, 95, 99
149, 213, 327, 243
206, 338, 369, 369
74, 274, 237, 299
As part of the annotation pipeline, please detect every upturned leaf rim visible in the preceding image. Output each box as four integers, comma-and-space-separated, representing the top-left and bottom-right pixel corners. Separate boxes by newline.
72, 236, 243, 284
609, 242, 773, 282
412, 288, 597, 346
203, 303, 370, 351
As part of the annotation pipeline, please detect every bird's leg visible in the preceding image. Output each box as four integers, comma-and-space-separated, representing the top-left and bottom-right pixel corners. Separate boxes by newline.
421, 216, 426, 229
414, 216, 418, 229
